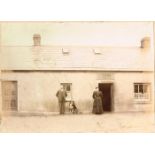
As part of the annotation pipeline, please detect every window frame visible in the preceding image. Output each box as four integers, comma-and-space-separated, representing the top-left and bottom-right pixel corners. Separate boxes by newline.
60, 83, 72, 101
133, 83, 150, 102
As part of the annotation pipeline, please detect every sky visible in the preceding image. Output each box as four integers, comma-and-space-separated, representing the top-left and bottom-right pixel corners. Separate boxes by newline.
0, 21, 153, 47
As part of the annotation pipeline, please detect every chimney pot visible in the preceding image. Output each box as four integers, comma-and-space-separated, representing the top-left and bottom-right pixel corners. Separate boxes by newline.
141, 37, 150, 48
33, 34, 41, 46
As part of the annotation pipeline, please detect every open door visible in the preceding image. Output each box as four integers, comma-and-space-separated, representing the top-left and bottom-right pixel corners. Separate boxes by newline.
98, 83, 113, 112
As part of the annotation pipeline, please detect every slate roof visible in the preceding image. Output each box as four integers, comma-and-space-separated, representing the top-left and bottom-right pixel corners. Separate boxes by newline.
0, 45, 154, 71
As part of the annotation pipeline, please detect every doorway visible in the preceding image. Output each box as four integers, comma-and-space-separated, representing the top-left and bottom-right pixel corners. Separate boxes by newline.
98, 83, 113, 112
1, 81, 18, 111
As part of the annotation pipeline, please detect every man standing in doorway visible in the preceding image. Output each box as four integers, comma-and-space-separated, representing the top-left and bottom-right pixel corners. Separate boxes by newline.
56, 85, 67, 114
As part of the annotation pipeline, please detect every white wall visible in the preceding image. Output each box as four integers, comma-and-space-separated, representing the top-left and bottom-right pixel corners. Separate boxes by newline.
114, 72, 154, 112
1, 71, 154, 113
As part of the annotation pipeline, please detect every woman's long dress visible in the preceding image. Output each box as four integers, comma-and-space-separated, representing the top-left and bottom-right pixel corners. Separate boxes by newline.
92, 91, 104, 114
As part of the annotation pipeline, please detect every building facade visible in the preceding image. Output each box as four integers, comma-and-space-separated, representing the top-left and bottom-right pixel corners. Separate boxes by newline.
0, 22, 154, 114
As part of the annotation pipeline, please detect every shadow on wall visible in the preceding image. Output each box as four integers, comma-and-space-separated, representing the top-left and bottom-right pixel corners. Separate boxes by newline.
76, 99, 93, 113
43, 99, 93, 113
44, 101, 59, 112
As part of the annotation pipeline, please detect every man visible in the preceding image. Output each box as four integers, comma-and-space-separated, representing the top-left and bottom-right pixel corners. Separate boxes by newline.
56, 86, 67, 114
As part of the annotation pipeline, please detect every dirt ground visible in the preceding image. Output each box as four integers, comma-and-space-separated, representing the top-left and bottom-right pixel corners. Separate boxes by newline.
0, 112, 155, 132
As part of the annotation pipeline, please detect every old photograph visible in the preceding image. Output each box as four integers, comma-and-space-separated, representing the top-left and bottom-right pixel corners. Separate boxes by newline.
0, 21, 154, 132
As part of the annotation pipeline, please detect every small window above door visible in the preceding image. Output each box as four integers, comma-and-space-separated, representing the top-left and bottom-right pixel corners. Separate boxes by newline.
60, 83, 72, 101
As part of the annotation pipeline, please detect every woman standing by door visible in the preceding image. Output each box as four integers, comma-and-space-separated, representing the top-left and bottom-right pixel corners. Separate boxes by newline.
92, 87, 104, 114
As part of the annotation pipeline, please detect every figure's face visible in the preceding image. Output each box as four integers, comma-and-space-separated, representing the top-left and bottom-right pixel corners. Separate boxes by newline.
60, 86, 64, 90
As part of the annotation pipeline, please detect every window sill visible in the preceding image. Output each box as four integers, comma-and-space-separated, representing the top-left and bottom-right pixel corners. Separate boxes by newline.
134, 100, 150, 104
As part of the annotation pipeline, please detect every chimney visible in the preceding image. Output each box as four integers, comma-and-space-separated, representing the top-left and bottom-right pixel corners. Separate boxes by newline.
141, 37, 150, 49
33, 34, 41, 46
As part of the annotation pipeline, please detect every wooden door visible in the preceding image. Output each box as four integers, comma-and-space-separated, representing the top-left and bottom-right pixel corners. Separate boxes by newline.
2, 81, 17, 111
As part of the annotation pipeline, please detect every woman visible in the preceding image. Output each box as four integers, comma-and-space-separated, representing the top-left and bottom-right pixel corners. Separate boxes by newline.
92, 87, 104, 114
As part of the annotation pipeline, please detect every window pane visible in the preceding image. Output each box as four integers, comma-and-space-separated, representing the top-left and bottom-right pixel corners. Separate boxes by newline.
61, 83, 71, 91
134, 85, 138, 93
139, 84, 143, 93
66, 84, 70, 91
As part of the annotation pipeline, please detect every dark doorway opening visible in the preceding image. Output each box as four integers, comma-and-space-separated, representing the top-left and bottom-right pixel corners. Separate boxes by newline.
98, 83, 113, 112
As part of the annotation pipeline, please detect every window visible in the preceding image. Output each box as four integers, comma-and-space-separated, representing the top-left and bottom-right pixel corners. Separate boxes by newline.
134, 83, 150, 100
61, 83, 72, 101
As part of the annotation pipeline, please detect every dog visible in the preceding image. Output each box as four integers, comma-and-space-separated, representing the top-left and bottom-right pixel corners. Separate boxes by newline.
69, 101, 78, 114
